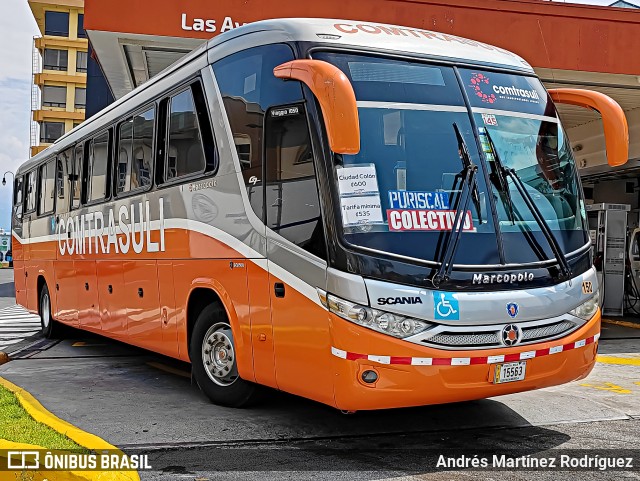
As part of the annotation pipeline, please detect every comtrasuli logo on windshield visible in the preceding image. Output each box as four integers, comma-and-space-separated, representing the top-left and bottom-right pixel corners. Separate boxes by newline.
469, 72, 540, 104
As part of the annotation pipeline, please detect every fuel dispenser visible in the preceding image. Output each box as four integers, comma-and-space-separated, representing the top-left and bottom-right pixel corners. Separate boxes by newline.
586, 203, 630, 316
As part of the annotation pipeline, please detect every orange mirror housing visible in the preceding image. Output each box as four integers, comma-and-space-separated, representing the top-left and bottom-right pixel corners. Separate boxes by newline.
548, 88, 628, 167
274, 59, 360, 155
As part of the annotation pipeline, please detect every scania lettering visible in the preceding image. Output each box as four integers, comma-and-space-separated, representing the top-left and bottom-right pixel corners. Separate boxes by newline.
377, 297, 423, 306
12, 19, 628, 411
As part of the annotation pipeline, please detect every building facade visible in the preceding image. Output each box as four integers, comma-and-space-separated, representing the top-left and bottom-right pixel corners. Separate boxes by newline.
29, 0, 87, 157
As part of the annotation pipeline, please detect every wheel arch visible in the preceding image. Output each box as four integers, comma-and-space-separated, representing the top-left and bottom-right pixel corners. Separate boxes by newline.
185, 279, 254, 381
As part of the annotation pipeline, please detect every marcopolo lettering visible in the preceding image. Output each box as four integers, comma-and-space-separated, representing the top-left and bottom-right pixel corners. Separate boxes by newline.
57, 198, 166, 256
472, 272, 535, 285
377, 296, 423, 306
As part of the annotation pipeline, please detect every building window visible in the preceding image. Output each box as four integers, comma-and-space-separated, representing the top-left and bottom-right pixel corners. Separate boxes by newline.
43, 49, 68, 71
76, 51, 87, 73
75, 87, 86, 109
44, 11, 69, 37
77, 13, 86, 38
40, 121, 65, 143
42, 85, 67, 108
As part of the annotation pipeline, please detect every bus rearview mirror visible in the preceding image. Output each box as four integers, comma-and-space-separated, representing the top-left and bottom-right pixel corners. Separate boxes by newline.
274, 59, 360, 155
548, 88, 628, 167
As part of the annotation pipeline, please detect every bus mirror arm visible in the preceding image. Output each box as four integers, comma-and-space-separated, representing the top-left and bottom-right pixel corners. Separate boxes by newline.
274, 60, 360, 155
548, 88, 628, 167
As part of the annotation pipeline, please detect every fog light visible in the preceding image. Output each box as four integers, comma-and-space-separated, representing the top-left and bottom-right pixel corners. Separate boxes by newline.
361, 370, 378, 384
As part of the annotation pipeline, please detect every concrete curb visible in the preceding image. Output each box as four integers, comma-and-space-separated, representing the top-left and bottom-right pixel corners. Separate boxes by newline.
602, 318, 640, 330
0, 377, 140, 481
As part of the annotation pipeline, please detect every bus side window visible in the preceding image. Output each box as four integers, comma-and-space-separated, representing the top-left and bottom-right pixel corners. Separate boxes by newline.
86, 130, 111, 202
56, 152, 69, 214
212, 44, 304, 223
132, 108, 154, 189
165, 88, 205, 181
24, 171, 37, 214
38, 160, 56, 216
72, 144, 83, 209
13, 176, 23, 221
117, 119, 133, 195
264, 105, 326, 260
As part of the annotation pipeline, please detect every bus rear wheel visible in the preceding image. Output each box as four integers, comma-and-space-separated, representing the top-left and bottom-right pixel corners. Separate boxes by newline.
189, 303, 258, 407
39, 284, 57, 339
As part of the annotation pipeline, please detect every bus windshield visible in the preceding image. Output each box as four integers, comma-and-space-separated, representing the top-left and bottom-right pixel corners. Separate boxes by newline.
314, 52, 588, 266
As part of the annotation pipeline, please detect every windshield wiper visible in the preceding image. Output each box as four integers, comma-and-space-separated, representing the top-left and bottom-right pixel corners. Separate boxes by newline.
432, 124, 479, 287
480, 128, 515, 224
483, 129, 572, 280
454, 124, 483, 224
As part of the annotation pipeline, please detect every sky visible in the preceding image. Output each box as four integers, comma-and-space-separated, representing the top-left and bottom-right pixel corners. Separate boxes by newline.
0, 0, 631, 233
0, 1, 38, 232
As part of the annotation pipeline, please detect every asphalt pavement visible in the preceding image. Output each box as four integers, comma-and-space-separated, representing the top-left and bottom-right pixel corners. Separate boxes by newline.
0, 269, 43, 353
1, 273, 640, 480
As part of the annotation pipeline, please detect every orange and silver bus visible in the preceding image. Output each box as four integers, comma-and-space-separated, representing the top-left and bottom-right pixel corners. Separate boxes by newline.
12, 19, 628, 411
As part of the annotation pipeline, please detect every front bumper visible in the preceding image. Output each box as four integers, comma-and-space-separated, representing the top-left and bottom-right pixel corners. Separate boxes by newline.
330, 309, 600, 411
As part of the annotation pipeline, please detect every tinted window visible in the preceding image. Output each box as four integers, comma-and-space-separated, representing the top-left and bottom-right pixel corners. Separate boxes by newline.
14, 177, 23, 206
213, 44, 303, 219
42, 85, 66, 107
43, 48, 67, 71
117, 119, 133, 194
87, 131, 110, 202
166, 89, 205, 180
44, 11, 69, 37
265, 105, 325, 259
72, 145, 82, 209
56, 147, 79, 212
132, 108, 154, 189
13, 177, 23, 220
25, 171, 37, 213
38, 160, 56, 215
117, 107, 154, 194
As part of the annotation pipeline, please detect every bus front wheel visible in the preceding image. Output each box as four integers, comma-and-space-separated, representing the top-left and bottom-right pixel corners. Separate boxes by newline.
39, 284, 57, 339
189, 303, 258, 407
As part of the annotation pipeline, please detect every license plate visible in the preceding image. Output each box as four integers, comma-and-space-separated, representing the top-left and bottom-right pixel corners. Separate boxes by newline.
494, 361, 526, 384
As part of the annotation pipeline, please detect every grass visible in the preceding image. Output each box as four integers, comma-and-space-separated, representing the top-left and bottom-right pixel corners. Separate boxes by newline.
0, 384, 86, 451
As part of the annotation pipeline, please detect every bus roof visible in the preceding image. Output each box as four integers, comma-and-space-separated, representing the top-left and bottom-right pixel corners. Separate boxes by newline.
21, 18, 533, 173
206, 18, 534, 73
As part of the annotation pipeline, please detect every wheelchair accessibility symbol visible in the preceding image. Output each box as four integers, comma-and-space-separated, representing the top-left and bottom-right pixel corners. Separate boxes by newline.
433, 292, 459, 320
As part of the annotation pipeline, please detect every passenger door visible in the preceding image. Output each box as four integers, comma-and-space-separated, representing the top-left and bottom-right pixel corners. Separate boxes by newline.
263, 105, 333, 405
53, 148, 79, 327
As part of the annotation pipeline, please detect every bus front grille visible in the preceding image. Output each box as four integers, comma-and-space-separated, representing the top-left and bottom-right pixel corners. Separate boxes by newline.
416, 318, 579, 350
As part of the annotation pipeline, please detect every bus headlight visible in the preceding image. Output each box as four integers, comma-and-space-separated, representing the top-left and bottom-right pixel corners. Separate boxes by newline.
569, 291, 599, 321
327, 294, 432, 338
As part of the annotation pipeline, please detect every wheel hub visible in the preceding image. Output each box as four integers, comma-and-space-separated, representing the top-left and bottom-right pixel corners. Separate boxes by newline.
202, 325, 238, 386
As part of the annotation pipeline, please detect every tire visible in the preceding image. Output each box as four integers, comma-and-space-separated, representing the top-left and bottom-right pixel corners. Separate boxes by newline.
189, 303, 258, 407
39, 284, 57, 339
